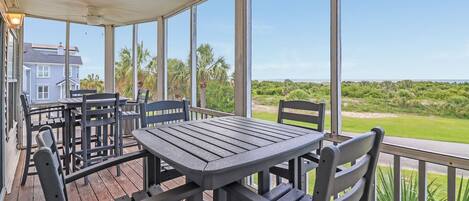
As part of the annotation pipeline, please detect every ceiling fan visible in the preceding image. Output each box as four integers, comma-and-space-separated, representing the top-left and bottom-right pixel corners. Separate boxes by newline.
47, 6, 121, 26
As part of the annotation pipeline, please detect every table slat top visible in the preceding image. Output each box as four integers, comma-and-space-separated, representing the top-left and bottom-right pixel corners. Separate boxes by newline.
133, 116, 324, 189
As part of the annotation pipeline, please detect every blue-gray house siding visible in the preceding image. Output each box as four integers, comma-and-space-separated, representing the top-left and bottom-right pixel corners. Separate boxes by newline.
22, 43, 83, 103
24, 63, 80, 103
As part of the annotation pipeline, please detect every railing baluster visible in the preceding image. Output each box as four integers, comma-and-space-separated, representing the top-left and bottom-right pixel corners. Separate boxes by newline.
447, 167, 456, 201
418, 160, 427, 201
393, 155, 401, 201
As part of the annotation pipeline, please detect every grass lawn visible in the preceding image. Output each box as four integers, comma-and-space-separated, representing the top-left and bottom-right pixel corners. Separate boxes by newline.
253, 111, 469, 144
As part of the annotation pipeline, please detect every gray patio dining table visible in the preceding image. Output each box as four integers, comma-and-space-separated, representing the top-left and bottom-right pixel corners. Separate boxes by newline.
132, 116, 324, 201
58, 97, 129, 174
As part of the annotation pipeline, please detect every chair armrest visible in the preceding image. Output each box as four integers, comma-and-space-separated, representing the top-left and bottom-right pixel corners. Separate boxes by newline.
65, 150, 150, 183
126, 101, 138, 104
301, 152, 343, 173
301, 152, 320, 163
30, 105, 65, 112
222, 182, 270, 201
29, 108, 65, 115
145, 182, 204, 201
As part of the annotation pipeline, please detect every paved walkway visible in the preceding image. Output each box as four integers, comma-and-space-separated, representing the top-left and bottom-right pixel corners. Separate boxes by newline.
341, 133, 469, 174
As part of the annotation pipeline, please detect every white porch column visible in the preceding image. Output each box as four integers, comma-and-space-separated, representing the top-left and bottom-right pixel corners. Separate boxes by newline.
17, 24, 24, 146
104, 25, 115, 93
330, 0, 342, 135
132, 24, 139, 99
190, 6, 197, 107
234, 0, 252, 117
65, 21, 71, 97
157, 16, 168, 100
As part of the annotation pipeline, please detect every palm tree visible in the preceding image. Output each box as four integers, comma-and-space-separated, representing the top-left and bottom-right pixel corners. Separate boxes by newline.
196, 44, 229, 108
115, 47, 133, 97
168, 58, 190, 99
80, 73, 104, 92
115, 42, 155, 99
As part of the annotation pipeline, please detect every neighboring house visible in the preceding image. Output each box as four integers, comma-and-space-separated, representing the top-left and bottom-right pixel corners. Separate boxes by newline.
23, 43, 83, 103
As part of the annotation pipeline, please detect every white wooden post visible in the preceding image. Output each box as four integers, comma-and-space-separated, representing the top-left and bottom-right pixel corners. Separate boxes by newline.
157, 16, 168, 101
104, 25, 115, 93
330, 0, 342, 135
16, 25, 24, 146
234, 0, 252, 117
190, 6, 198, 107
132, 24, 139, 99
65, 21, 71, 97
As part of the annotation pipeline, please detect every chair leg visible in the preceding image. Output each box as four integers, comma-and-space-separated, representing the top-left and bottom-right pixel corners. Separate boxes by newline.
115, 122, 121, 176
82, 127, 89, 184
20, 132, 33, 186
276, 175, 281, 185
62, 125, 70, 175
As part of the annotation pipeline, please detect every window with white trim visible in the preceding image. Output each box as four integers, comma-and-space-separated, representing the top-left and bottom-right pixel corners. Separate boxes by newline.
37, 85, 49, 100
37, 65, 50, 78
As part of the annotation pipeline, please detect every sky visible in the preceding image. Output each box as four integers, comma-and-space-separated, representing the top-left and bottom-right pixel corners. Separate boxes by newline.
24, 0, 469, 81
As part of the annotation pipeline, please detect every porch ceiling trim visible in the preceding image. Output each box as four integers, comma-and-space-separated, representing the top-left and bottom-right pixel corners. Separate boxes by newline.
11, 0, 205, 26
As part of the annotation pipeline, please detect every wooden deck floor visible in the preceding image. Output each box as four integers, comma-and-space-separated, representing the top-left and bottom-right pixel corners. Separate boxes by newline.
5, 145, 213, 201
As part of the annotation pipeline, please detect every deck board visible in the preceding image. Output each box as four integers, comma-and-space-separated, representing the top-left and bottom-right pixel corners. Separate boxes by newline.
75, 179, 99, 201
5, 146, 214, 201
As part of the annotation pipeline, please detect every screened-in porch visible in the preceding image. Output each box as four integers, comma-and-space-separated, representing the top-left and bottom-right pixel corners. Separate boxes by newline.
1, 0, 469, 201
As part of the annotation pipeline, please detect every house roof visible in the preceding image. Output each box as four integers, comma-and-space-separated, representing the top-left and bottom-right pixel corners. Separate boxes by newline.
56, 78, 79, 86
23, 43, 83, 65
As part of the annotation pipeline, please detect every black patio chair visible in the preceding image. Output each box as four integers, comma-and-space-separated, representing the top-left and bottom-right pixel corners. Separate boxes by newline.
139, 100, 190, 182
223, 127, 385, 201
71, 93, 121, 183
34, 126, 203, 201
20, 93, 67, 185
69, 89, 97, 98
121, 89, 149, 148
269, 100, 326, 190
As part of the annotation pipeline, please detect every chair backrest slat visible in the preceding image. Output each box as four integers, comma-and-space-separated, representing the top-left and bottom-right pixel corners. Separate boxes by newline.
280, 112, 321, 124
333, 155, 370, 194
277, 100, 326, 132
70, 89, 97, 98
136, 89, 150, 104
313, 127, 384, 201
81, 93, 119, 128
339, 178, 366, 201
34, 126, 67, 201
337, 133, 376, 165
282, 100, 324, 111
140, 100, 189, 127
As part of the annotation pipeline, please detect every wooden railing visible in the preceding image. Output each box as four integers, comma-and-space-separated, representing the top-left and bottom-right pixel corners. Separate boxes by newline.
189, 106, 234, 120
188, 107, 469, 201
327, 134, 469, 201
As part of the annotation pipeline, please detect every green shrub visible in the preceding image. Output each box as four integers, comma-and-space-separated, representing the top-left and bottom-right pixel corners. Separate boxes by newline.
286, 89, 310, 101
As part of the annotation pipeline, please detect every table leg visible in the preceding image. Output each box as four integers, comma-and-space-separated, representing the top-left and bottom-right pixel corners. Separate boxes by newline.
64, 108, 71, 174
257, 169, 270, 194
144, 155, 161, 191
297, 157, 306, 191
288, 158, 299, 188
186, 177, 203, 201
214, 189, 227, 201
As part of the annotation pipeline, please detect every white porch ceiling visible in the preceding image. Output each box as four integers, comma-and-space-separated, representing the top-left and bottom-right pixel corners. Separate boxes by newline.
9, 0, 201, 25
